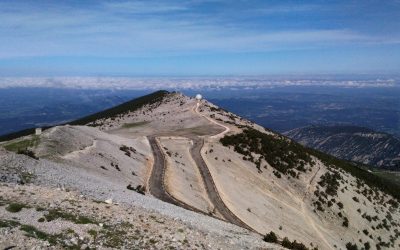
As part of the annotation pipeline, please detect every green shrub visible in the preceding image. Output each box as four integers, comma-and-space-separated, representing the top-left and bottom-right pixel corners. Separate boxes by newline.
263, 232, 310, 249
263, 231, 278, 243
220, 128, 314, 177
318, 171, 342, 197
309, 147, 400, 201
44, 209, 96, 224
345, 242, 358, 250
127, 184, 146, 195
6, 202, 28, 213
342, 217, 349, 227
20, 224, 49, 240
291, 240, 309, 250
282, 237, 292, 248
17, 148, 38, 160
220, 127, 400, 201
0, 219, 20, 228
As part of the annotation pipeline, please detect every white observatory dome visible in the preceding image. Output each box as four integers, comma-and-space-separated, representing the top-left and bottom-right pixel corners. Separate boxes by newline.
195, 94, 202, 100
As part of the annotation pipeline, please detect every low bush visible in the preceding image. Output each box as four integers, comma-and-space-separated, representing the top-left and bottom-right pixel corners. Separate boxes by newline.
263, 231, 278, 243
346, 242, 358, 250
44, 209, 96, 224
342, 217, 349, 227
17, 148, 38, 160
127, 184, 146, 195
282, 237, 292, 248
318, 171, 342, 197
20, 224, 50, 240
6, 202, 28, 213
221, 128, 314, 177
0, 219, 20, 228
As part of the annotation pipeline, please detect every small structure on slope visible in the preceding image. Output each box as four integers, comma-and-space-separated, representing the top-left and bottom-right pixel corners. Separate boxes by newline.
35, 128, 42, 135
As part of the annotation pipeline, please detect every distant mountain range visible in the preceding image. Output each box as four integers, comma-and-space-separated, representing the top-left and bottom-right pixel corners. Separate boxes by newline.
285, 125, 400, 170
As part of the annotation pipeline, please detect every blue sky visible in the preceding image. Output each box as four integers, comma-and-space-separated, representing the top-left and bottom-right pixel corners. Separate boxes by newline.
0, 0, 399, 76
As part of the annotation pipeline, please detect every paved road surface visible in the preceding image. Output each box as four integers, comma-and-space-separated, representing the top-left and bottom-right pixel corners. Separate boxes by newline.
190, 137, 255, 232
147, 102, 257, 233
194, 102, 230, 139
147, 136, 206, 215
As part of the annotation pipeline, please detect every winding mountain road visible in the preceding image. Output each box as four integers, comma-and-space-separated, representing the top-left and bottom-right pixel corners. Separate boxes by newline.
193, 102, 230, 139
147, 101, 257, 233
190, 137, 254, 231
147, 136, 207, 215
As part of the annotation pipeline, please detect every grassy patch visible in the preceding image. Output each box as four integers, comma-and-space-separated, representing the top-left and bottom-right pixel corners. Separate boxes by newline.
174, 126, 216, 136
44, 209, 96, 224
19, 224, 68, 246
3, 136, 39, 152
99, 222, 133, 247
88, 229, 98, 238
0, 219, 20, 228
5, 202, 29, 213
36, 206, 46, 212
0, 220, 86, 247
122, 121, 149, 128
20, 224, 52, 241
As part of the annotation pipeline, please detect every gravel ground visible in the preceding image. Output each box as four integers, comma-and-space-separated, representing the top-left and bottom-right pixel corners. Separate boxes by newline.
0, 148, 279, 249
0, 183, 279, 249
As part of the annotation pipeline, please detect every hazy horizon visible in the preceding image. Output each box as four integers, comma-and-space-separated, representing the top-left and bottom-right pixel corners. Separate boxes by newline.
0, 75, 399, 90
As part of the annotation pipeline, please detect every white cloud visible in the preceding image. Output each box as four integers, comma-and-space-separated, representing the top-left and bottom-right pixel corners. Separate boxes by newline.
0, 76, 397, 90
0, 1, 398, 59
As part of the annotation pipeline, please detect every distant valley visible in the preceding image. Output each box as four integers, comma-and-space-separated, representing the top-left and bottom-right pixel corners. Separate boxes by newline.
2, 86, 400, 138
0, 88, 151, 136
284, 125, 400, 170
208, 86, 400, 137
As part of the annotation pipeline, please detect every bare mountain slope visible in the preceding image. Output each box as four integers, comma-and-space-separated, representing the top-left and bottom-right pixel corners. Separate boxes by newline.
1, 91, 399, 250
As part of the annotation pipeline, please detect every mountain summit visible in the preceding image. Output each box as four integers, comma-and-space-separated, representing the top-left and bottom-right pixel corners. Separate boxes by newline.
0, 91, 399, 249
